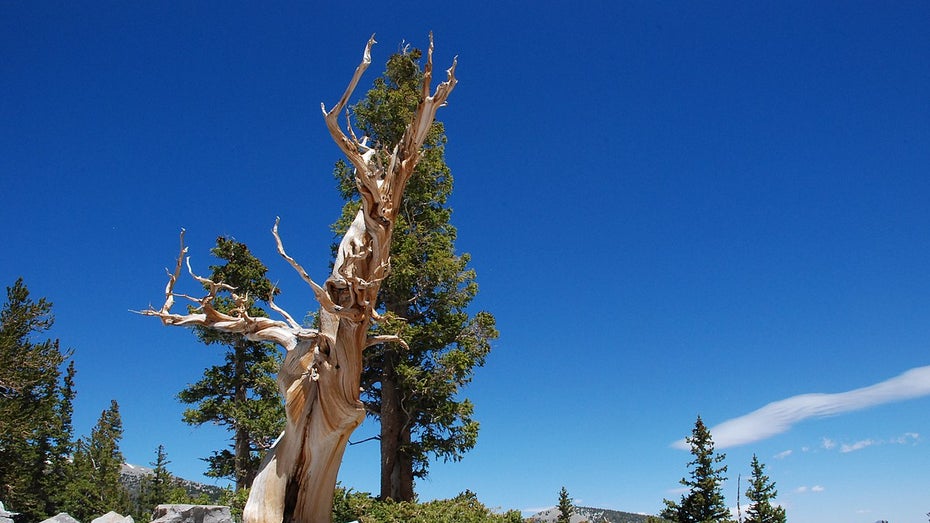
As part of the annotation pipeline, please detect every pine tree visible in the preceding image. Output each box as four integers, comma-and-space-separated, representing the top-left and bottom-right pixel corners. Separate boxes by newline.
662, 416, 732, 523
178, 237, 285, 490
62, 400, 131, 521
44, 360, 77, 516
332, 45, 498, 502
0, 278, 70, 521
557, 486, 573, 523
136, 444, 174, 519
743, 455, 785, 523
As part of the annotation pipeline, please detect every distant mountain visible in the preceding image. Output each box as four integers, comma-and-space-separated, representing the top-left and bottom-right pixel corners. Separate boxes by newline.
528, 506, 669, 523
119, 463, 225, 503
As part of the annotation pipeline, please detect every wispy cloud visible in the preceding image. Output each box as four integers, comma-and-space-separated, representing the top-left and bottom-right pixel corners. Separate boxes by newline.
795, 485, 825, 494
672, 366, 930, 449
840, 439, 876, 453
892, 432, 919, 445
838, 432, 919, 453
774, 449, 793, 459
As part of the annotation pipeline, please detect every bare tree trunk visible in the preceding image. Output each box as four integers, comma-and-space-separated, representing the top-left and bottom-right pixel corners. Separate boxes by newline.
142, 35, 456, 523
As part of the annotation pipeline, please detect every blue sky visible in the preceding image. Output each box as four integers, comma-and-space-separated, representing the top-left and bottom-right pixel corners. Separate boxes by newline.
2, 2, 929, 522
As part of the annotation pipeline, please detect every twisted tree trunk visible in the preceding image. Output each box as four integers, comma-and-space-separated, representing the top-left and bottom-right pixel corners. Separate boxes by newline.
142, 35, 456, 523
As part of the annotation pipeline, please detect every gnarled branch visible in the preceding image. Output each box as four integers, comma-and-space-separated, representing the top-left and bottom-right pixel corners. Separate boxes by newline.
365, 334, 410, 350
139, 230, 312, 351
321, 34, 377, 178
272, 217, 363, 321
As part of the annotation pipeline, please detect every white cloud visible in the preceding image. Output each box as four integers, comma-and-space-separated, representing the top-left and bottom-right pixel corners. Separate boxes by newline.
821, 437, 836, 450
892, 432, 919, 445
774, 449, 793, 459
672, 365, 930, 449
795, 485, 825, 494
840, 439, 876, 453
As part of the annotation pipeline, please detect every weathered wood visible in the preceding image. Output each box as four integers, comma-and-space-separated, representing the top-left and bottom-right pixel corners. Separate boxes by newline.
142, 34, 456, 523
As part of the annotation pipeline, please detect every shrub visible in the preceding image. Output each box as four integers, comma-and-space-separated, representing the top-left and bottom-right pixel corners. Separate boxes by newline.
333, 487, 523, 523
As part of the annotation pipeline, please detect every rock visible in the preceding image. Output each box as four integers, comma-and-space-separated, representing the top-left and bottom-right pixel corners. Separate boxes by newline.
150, 505, 232, 523
0, 501, 18, 523
90, 512, 133, 523
40, 514, 82, 523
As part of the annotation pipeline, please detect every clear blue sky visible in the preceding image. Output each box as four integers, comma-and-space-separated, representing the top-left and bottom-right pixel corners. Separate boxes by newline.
3, 2, 929, 522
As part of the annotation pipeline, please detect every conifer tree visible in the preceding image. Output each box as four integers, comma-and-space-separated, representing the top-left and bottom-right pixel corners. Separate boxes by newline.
178, 238, 285, 490
743, 455, 785, 523
135, 444, 174, 519
662, 416, 732, 523
332, 45, 498, 502
63, 400, 131, 521
557, 486, 573, 523
44, 361, 77, 516
0, 278, 70, 521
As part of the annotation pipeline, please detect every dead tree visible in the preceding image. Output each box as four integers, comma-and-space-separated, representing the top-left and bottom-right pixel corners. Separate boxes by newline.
142, 35, 456, 523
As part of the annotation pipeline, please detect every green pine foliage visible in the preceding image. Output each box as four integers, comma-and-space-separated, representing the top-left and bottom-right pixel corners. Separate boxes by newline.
661, 416, 732, 523
133, 444, 193, 520
0, 278, 72, 521
47, 361, 77, 508
332, 487, 523, 523
332, 45, 498, 501
557, 487, 573, 523
743, 455, 785, 523
178, 237, 285, 490
62, 400, 132, 521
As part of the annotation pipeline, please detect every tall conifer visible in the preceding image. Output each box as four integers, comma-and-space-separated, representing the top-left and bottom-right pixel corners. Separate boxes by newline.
557, 487, 573, 523
178, 237, 285, 490
332, 47, 498, 501
136, 444, 176, 519
0, 279, 70, 521
63, 400, 130, 521
662, 416, 732, 523
744, 454, 785, 523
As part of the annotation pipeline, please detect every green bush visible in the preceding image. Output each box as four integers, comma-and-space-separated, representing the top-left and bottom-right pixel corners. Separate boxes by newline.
333, 488, 523, 523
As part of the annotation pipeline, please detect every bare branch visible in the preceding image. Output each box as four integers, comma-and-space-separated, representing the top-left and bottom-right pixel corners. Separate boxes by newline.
272, 218, 363, 321
139, 230, 303, 349
186, 256, 236, 295
159, 229, 188, 315
365, 334, 409, 350
322, 34, 377, 175
268, 285, 301, 330
348, 435, 380, 446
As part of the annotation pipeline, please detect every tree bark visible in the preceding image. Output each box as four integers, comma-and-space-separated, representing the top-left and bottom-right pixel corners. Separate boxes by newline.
378, 349, 409, 501
234, 339, 253, 490
142, 34, 456, 523
377, 334, 414, 501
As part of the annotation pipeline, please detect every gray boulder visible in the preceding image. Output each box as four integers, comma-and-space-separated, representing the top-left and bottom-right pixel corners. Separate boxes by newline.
150, 505, 232, 523
40, 514, 82, 523
91, 512, 133, 523
0, 501, 18, 523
